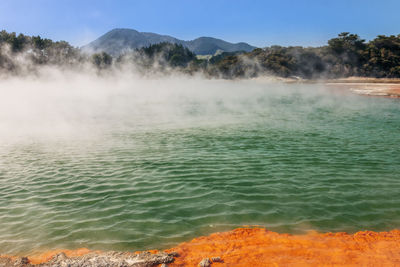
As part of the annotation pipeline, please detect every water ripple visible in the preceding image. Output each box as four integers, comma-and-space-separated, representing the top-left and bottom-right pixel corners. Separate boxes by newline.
1, 89, 400, 254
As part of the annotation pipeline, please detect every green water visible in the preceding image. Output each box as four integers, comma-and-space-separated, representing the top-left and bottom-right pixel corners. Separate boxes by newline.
0, 82, 399, 254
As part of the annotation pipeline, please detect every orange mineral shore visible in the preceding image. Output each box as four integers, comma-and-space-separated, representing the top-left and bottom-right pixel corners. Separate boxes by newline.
19, 228, 400, 266
166, 228, 400, 266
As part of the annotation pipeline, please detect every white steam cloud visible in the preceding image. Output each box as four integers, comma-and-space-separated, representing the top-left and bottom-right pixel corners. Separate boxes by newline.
0, 66, 358, 145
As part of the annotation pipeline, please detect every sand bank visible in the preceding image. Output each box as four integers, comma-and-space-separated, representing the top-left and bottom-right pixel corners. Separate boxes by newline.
323, 77, 400, 98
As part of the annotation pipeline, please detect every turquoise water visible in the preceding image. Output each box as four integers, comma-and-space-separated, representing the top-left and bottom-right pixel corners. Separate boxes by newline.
0, 81, 400, 254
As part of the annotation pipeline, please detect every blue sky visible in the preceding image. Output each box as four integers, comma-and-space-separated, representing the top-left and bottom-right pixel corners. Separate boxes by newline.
0, 0, 399, 47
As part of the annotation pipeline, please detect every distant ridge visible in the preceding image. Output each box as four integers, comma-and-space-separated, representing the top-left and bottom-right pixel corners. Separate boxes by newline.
82, 28, 257, 56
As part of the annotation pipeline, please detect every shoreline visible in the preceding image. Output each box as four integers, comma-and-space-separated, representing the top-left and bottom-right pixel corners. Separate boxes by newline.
250, 76, 400, 98
324, 82, 400, 98
316, 77, 400, 98
1, 227, 400, 266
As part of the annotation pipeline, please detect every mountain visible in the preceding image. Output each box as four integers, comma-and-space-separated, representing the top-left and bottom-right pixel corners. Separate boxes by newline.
82, 28, 256, 56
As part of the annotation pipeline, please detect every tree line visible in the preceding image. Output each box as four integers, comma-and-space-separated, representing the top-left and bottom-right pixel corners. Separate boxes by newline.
206, 32, 400, 79
1, 30, 400, 79
0, 30, 81, 72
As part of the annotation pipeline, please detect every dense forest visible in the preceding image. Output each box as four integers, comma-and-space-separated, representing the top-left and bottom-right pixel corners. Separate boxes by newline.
206, 32, 400, 79
0, 30, 82, 72
1, 30, 400, 79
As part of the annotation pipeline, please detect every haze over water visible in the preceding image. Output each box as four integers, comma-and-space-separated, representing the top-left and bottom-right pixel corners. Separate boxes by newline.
0, 75, 399, 255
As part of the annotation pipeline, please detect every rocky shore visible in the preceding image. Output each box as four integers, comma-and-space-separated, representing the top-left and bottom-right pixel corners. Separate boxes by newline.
0, 251, 178, 267
1, 228, 400, 266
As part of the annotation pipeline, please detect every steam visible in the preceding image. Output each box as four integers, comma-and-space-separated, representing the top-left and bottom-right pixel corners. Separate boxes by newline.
0, 70, 257, 140
0, 60, 363, 147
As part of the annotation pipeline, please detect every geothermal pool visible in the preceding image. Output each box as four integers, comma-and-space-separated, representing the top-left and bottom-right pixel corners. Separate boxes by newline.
0, 78, 399, 255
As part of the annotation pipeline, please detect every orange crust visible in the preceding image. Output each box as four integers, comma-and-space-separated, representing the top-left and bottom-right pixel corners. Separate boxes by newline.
3, 228, 400, 266
165, 228, 400, 266
28, 248, 95, 264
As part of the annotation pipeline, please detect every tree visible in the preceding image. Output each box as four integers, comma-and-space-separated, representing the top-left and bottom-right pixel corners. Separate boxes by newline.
91, 52, 112, 69
363, 35, 400, 77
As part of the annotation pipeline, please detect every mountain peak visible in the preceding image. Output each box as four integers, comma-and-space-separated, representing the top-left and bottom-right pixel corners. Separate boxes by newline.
83, 29, 256, 56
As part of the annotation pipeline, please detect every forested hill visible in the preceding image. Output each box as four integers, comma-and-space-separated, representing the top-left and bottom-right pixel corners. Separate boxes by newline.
82, 28, 256, 56
210, 33, 400, 79
1, 30, 400, 79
